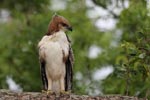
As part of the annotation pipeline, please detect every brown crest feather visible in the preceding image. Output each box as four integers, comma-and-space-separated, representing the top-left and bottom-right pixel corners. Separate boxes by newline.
46, 15, 70, 35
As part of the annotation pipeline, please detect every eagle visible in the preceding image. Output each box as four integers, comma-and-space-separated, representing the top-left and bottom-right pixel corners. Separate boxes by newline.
38, 14, 74, 94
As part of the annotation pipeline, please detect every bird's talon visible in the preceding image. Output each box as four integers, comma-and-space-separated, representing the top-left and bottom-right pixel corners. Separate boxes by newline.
47, 90, 53, 95
60, 90, 70, 95
42, 90, 53, 95
41, 90, 47, 93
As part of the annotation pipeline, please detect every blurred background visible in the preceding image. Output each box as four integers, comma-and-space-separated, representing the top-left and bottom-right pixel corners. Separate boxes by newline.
0, 0, 150, 98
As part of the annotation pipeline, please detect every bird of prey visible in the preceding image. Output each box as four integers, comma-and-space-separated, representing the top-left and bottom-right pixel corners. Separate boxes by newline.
38, 14, 74, 94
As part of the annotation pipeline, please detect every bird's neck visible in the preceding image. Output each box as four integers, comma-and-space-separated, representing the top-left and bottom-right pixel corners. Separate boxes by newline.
50, 30, 67, 42
55, 30, 66, 36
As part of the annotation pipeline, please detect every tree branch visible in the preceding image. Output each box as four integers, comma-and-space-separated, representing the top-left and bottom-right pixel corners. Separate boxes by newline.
92, 0, 120, 19
0, 89, 145, 100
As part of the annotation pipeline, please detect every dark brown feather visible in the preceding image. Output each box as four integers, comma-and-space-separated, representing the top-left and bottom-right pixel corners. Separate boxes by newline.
39, 59, 48, 90
65, 34, 74, 91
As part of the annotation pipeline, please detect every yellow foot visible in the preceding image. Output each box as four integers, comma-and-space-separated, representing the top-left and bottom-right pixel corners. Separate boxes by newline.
42, 90, 54, 95
60, 90, 70, 95
41, 90, 46, 93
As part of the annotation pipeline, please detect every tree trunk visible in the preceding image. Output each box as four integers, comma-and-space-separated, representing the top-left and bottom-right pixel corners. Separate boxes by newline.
0, 89, 146, 100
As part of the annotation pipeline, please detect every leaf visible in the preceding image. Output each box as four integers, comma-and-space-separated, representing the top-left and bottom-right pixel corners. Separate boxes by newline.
138, 53, 145, 59
121, 43, 125, 47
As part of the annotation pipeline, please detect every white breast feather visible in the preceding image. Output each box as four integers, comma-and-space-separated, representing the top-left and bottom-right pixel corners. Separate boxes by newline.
38, 31, 69, 92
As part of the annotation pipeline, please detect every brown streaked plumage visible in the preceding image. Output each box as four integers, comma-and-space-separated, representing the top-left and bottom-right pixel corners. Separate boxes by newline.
38, 14, 74, 93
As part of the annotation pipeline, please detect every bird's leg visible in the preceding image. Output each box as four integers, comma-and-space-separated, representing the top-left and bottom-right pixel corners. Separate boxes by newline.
60, 77, 69, 94
46, 78, 53, 95
42, 70, 53, 95
60, 76, 65, 91
42, 81, 53, 94
48, 78, 52, 90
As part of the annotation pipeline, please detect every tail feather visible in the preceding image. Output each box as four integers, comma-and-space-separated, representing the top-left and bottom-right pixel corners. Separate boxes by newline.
40, 60, 48, 90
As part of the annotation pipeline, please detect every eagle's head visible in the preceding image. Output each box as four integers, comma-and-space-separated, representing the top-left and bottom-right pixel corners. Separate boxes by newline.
47, 14, 72, 35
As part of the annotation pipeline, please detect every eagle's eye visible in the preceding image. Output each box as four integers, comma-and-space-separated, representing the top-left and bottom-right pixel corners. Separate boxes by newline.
61, 23, 67, 27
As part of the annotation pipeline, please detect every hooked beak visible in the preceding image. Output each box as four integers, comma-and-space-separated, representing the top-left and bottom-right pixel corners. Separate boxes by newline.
67, 26, 73, 31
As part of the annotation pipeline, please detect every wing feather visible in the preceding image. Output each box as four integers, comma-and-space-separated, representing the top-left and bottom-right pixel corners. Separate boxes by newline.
65, 34, 74, 91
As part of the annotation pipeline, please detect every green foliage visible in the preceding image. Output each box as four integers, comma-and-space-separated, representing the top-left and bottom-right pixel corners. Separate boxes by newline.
118, 0, 149, 41
0, 12, 52, 91
102, 0, 150, 98
116, 31, 150, 97
0, 0, 49, 14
